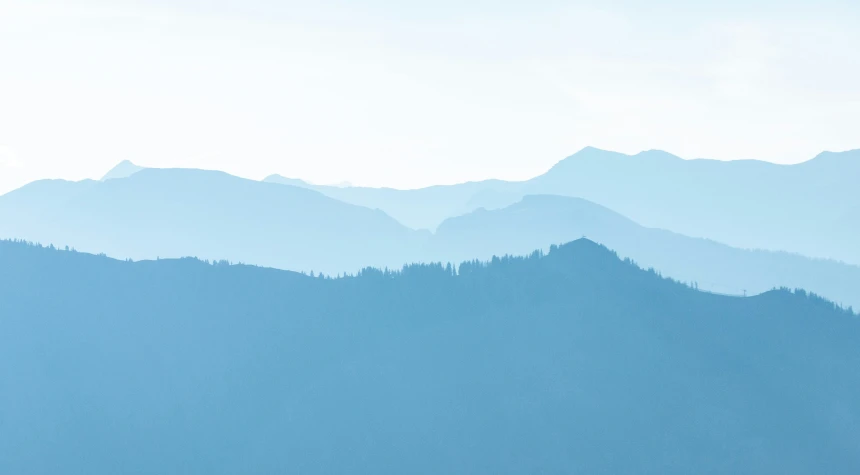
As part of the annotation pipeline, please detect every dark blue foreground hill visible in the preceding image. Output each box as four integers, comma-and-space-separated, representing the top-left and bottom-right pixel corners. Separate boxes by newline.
0, 239, 858, 475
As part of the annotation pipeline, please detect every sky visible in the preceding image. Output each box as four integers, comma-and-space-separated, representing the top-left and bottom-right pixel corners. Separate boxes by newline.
1, 0, 858, 194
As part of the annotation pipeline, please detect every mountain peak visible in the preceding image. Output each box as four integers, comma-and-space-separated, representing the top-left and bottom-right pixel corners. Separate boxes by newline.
545, 147, 659, 176
546, 147, 624, 171
101, 160, 144, 181
560, 147, 682, 163
571, 146, 616, 157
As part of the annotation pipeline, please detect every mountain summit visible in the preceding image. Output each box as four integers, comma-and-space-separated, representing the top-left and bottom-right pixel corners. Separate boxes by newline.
101, 160, 144, 181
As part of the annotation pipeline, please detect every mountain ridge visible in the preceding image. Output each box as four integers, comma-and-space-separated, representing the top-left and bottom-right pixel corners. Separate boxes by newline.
0, 167, 427, 274
3, 166, 859, 307
1, 237, 858, 474
261, 147, 860, 264
0, 165, 860, 307
433, 193, 860, 307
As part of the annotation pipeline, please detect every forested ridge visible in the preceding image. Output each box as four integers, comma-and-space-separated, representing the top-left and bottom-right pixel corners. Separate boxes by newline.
1, 238, 858, 474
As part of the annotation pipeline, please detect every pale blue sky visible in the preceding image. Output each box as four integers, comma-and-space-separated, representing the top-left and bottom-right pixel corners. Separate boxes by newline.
1, 0, 858, 194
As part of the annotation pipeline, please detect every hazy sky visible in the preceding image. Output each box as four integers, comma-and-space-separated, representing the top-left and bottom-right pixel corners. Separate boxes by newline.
1, 0, 858, 194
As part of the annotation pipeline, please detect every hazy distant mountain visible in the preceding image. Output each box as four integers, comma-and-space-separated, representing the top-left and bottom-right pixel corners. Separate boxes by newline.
265, 174, 517, 231
1, 239, 857, 474
0, 168, 427, 274
4, 165, 859, 306
528, 147, 860, 264
267, 148, 860, 264
431, 194, 860, 308
100, 159, 144, 181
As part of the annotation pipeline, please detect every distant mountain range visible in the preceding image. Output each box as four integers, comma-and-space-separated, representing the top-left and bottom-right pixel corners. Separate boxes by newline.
1, 238, 857, 474
0, 168, 426, 274
2, 165, 858, 307
263, 173, 516, 231
267, 147, 860, 265
2, 165, 859, 306
432, 195, 860, 308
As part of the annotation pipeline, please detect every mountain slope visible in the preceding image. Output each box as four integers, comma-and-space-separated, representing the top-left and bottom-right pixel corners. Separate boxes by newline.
528, 147, 860, 263
0, 239, 857, 474
3, 169, 858, 307
432, 194, 860, 308
0, 168, 427, 274
265, 174, 518, 231
267, 148, 860, 263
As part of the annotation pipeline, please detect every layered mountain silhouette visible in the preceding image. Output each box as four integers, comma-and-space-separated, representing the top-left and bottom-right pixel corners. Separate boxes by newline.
432, 195, 860, 308
528, 148, 860, 264
0, 168, 427, 274
2, 165, 859, 307
264, 174, 518, 232
267, 147, 860, 264
1, 239, 857, 474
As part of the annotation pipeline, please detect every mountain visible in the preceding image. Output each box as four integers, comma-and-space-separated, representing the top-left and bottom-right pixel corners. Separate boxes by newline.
528, 147, 860, 264
1, 239, 857, 474
100, 160, 144, 181
431, 194, 860, 308
4, 167, 858, 307
265, 174, 517, 231
267, 148, 860, 264
0, 168, 427, 274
